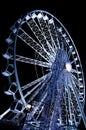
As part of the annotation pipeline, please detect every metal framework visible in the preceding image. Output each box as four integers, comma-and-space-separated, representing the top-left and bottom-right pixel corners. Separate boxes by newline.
0, 10, 86, 130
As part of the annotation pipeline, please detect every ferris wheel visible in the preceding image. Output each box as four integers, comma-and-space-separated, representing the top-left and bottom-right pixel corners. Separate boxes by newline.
0, 10, 86, 130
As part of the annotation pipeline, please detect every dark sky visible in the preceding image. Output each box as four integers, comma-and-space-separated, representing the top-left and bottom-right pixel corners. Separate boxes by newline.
0, 1, 86, 130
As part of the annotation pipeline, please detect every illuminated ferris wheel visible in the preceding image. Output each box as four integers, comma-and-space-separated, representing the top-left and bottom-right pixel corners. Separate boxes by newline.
0, 10, 86, 130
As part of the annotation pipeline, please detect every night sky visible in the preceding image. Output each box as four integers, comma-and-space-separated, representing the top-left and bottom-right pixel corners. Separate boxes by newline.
0, 1, 86, 130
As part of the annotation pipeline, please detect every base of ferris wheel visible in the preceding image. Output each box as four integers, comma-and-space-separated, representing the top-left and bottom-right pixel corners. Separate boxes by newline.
0, 116, 78, 130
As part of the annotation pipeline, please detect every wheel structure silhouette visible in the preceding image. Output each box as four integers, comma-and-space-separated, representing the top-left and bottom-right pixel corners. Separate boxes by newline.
0, 10, 86, 130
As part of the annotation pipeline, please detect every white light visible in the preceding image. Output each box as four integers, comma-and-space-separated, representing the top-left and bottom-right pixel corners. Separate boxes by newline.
43, 15, 48, 20
66, 39, 70, 43
76, 64, 79, 67
31, 13, 36, 19
25, 15, 30, 20
49, 19, 53, 24
37, 13, 43, 18
6, 38, 13, 44
26, 104, 32, 109
72, 51, 76, 54
58, 27, 62, 32
66, 62, 72, 72
74, 57, 78, 61
3, 53, 11, 59
69, 45, 73, 49
4, 90, 12, 95
63, 33, 66, 38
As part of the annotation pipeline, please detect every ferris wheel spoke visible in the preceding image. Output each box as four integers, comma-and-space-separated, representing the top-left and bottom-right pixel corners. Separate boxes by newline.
71, 78, 86, 127
65, 88, 73, 124
43, 17, 58, 51
68, 89, 78, 126
24, 79, 45, 98
15, 55, 52, 68
26, 17, 56, 56
36, 13, 57, 53
48, 18, 60, 50
21, 72, 51, 91
63, 77, 74, 124
71, 69, 82, 75
0, 108, 11, 120
25, 72, 51, 103
67, 45, 73, 58
24, 75, 48, 98
26, 82, 46, 104
72, 74, 85, 101
66, 76, 79, 125
71, 74, 84, 88
18, 28, 54, 63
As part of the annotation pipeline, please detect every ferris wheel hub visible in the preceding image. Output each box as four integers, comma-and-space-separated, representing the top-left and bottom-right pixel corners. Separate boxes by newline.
65, 62, 72, 72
